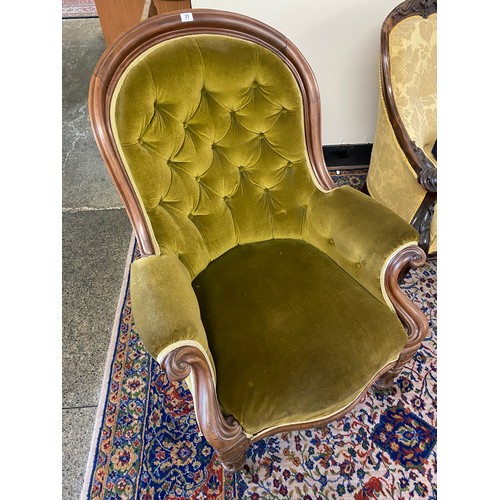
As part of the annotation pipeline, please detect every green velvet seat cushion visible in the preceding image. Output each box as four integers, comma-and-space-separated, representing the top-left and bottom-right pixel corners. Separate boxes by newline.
192, 238, 407, 436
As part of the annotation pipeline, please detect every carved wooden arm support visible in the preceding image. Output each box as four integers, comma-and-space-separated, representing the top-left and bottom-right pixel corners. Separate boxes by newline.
163, 345, 250, 471
418, 164, 437, 192
413, 141, 437, 193
376, 245, 429, 387
411, 197, 436, 254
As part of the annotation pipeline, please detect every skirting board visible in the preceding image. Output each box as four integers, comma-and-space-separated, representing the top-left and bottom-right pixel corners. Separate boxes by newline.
323, 144, 373, 169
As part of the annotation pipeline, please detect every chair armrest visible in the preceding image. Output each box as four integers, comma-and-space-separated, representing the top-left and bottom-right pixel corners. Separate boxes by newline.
304, 185, 420, 307
130, 249, 216, 381
131, 250, 249, 469
414, 143, 437, 192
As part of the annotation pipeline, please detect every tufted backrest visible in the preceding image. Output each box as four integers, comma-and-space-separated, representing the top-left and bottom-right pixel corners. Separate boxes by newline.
389, 13, 437, 155
111, 34, 318, 278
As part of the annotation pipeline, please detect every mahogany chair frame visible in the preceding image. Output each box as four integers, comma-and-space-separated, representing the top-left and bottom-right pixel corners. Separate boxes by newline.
379, 0, 437, 260
89, 9, 429, 471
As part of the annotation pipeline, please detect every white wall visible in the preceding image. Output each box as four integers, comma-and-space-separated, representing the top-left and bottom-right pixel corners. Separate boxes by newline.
191, 0, 401, 145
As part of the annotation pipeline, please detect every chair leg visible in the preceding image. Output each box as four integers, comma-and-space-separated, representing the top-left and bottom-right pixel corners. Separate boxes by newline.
164, 345, 250, 472
375, 342, 421, 389
210, 422, 249, 472
375, 364, 405, 389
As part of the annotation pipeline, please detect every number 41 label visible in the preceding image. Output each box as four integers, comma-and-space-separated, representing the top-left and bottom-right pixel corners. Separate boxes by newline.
180, 12, 193, 22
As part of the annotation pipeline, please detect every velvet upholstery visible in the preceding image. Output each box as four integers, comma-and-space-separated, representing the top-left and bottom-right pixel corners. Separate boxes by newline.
114, 34, 418, 302
193, 239, 407, 436
367, 12, 437, 254
110, 29, 421, 439
303, 186, 418, 306
112, 34, 317, 277
130, 247, 216, 376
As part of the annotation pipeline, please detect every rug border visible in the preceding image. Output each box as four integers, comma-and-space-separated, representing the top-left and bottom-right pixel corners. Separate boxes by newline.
79, 233, 136, 500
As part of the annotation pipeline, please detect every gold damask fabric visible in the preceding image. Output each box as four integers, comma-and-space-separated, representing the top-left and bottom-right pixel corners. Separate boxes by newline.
390, 14, 437, 153
367, 13, 437, 248
367, 97, 426, 223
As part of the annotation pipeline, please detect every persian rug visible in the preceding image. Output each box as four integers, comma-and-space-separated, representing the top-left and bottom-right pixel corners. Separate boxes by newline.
62, 0, 97, 18
328, 167, 367, 191
81, 208, 436, 500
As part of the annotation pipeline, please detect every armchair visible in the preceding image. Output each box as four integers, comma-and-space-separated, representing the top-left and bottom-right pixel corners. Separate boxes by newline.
89, 9, 429, 471
366, 0, 437, 258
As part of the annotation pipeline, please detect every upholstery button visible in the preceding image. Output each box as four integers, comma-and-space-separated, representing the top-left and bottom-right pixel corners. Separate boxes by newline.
195, 175, 201, 182
287, 161, 293, 168
188, 213, 194, 220
281, 107, 288, 113
263, 187, 269, 193
258, 132, 265, 140
329, 238, 335, 245
183, 122, 188, 129
252, 81, 259, 88
356, 262, 362, 269
223, 195, 230, 202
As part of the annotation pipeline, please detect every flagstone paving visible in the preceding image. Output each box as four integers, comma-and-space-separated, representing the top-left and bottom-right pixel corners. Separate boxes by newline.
62, 17, 131, 500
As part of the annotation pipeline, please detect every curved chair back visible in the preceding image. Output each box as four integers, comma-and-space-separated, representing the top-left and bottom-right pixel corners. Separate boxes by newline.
367, 0, 437, 256
381, 0, 437, 171
89, 10, 334, 274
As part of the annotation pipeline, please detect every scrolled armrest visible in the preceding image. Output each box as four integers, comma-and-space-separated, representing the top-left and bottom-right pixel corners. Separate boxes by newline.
131, 252, 250, 470
412, 141, 437, 192
130, 249, 216, 380
304, 185, 420, 306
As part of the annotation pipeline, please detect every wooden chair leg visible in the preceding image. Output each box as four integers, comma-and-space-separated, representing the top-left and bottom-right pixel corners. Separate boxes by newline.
164, 346, 250, 472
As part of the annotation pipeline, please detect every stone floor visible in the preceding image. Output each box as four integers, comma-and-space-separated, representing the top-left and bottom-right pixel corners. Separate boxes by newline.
62, 18, 132, 499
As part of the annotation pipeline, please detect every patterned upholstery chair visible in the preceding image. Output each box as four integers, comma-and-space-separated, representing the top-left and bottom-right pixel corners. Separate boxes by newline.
366, 0, 437, 258
89, 9, 429, 471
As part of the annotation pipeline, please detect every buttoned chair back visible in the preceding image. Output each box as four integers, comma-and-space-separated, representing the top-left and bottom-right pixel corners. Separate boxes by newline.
110, 31, 321, 277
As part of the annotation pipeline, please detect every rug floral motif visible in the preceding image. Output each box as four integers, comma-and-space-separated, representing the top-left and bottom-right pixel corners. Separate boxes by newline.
83, 213, 436, 499
328, 168, 367, 191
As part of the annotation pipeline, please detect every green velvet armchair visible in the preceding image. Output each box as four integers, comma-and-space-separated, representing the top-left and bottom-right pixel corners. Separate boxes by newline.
89, 9, 429, 471
366, 0, 437, 258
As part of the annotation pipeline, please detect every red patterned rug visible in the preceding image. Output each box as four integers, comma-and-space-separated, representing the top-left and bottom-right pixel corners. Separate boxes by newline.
81, 189, 437, 499
62, 0, 97, 18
